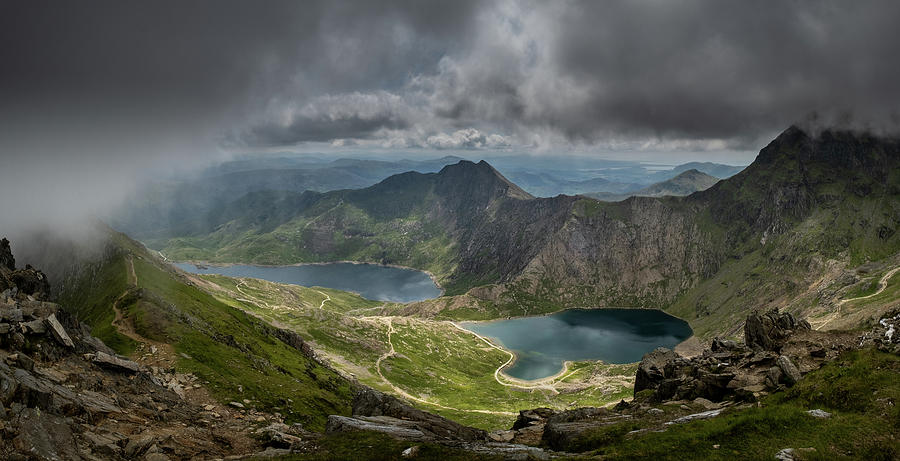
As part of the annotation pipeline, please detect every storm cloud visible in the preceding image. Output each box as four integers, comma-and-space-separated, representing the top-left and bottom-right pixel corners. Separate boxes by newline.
1, 0, 900, 236
3, 0, 900, 153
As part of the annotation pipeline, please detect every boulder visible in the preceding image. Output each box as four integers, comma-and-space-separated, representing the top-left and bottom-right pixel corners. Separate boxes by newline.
634, 347, 681, 393
9, 266, 51, 300
511, 407, 555, 430
45, 313, 75, 348
325, 415, 428, 441
665, 409, 723, 425
352, 387, 485, 441
765, 366, 784, 389
255, 422, 303, 449
22, 318, 47, 334
91, 351, 142, 373
776, 356, 802, 386
710, 337, 739, 352
745, 309, 810, 351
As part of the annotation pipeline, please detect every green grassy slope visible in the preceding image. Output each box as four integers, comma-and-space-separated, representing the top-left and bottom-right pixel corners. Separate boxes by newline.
58, 232, 353, 430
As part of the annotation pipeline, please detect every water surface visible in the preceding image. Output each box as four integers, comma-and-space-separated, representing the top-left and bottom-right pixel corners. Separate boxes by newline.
461, 308, 692, 380
175, 262, 441, 303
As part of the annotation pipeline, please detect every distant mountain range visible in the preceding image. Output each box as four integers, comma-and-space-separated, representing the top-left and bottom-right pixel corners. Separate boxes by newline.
150, 126, 900, 339
111, 151, 745, 242
585, 169, 720, 201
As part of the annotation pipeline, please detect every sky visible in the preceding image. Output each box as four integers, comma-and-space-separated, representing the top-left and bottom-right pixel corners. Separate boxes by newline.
1, 0, 900, 234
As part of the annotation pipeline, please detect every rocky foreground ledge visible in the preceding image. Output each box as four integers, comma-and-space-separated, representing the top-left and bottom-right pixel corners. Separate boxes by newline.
0, 239, 315, 460
328, 306, 900, 459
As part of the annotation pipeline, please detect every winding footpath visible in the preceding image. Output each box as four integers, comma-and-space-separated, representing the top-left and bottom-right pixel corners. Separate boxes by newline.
815, 266, 900, 331
315, 290, 331, 309
450, 322, 568, 393
110, 255, 177, 367
374, 317, 516, 416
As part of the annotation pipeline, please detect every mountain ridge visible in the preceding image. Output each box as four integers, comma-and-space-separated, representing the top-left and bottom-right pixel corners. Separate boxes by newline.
154, 126, 900, 338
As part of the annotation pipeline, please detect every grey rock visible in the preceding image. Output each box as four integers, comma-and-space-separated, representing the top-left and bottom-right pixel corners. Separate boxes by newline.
22, 318, 46, 334
488, 430, 516, 442
46, 313, 75, 348
776, 356, 802, 386
92, 351, 142, 373
711, 337, 738, 352
353, 387, 485, 441
0, 307, 23, 323
666, 409, 723, 425
806, 409, 831, 418
745, 309, 810, 351
83, 431, 123, 457
15, 353, 35, 371
401, 445, 421, 458
125, 432, 156, 457
325, 415, 428, 441
11, 408, 81, 461
634, 347, 681, 393
255, 422, 303, 449
765, 366, 784, 389
774, 448, 796, 460
511, 407, 555, 430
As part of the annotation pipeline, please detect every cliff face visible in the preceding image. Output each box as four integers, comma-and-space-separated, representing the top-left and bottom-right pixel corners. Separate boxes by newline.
517, 196, 715, 306
488, 126, 900, 328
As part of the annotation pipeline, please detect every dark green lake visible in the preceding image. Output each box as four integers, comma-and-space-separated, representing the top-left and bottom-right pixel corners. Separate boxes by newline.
174, 262, 442, 303
461, 308, 692, 380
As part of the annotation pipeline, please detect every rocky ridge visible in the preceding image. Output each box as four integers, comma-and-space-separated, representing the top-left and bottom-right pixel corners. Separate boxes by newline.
0, 239, 313, 460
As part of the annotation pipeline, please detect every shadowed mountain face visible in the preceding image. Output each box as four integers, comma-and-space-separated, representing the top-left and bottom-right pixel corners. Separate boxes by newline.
153, 127, 900, 333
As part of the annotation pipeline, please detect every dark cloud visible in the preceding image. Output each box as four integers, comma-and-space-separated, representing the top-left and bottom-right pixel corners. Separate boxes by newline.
3, 0, 898, 153
540, 0, 900, 145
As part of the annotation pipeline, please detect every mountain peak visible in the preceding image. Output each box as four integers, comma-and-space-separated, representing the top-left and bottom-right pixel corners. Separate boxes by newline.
436, 160, 533, 200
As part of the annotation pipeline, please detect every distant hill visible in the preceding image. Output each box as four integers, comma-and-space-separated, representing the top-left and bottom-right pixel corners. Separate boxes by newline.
502, 170, 642, 197
587, 169, 719, 201
668, 161, 745, 179
109, 155, 467, 241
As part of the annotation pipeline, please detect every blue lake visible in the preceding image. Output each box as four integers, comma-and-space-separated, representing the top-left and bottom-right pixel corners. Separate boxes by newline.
174, 262, 442, 303
461, 308, 692, 380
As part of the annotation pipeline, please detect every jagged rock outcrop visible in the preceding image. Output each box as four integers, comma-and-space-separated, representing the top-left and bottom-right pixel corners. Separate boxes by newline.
634, 347, 681, 394
745, 308, 811, 351
0, 238, 14, 271
631, 310, 838, 405
350, 387, 486, 442
328, 387, 551, 459
0, 238, 300, 460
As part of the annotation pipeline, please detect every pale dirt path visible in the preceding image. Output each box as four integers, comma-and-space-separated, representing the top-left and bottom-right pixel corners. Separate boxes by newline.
316, 290, 331, 309
374, 317, 516, 416
234, 279, 274, 309
814, 266, 900, 331
450, 322, 566, 393
111, 255, 176, 366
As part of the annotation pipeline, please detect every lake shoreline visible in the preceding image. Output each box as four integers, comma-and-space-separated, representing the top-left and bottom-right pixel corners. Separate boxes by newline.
171, 258, 445, 296
459, 307, 693, 381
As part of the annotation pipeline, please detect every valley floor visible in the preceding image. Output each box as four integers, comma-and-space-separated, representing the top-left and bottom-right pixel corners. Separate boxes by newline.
187, 272, 637, 430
